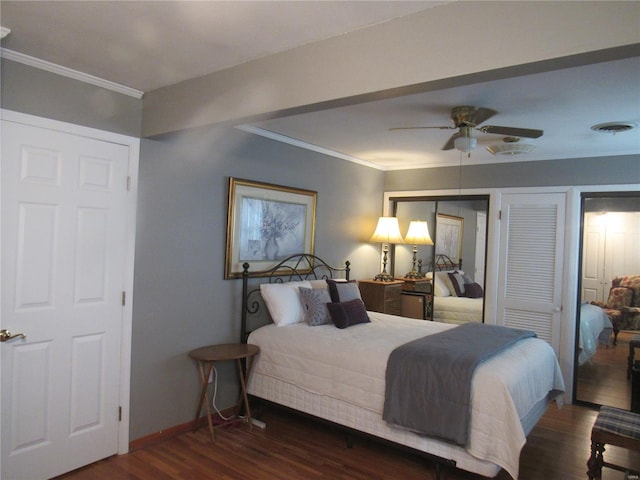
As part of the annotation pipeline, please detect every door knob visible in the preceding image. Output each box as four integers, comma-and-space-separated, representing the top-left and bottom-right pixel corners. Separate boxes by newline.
0, 329, 26, 342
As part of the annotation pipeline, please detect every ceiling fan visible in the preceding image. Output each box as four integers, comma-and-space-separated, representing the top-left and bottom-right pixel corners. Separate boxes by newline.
390, 106, 544, 153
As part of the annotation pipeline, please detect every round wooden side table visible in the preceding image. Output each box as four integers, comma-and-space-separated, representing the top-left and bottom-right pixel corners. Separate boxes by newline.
188, 343, 260, 441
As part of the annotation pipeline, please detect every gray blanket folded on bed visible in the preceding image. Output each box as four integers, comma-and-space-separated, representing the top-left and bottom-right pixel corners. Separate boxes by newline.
382, 322, 536, 446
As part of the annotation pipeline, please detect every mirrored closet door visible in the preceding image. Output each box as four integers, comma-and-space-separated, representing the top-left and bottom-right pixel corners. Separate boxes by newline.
391, 195, 489, 325
575, 192, 640, 410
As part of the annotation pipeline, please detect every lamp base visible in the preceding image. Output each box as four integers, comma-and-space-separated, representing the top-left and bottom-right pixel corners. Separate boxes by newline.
404, 270, 423, 279
373, 272, 395, 282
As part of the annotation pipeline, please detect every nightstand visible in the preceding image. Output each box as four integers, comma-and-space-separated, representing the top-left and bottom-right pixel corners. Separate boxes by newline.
400, 278, 433, 320
358, 279, 403, 315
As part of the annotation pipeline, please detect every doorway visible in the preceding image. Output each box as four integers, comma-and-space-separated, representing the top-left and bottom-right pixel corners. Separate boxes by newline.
574, 192, 640, 410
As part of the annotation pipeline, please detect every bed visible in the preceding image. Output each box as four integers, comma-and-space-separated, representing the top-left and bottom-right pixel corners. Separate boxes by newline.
430, 255, 484, 325
240, 254, 565, 480
578, 302, 613, 365
432, 295, 483, 325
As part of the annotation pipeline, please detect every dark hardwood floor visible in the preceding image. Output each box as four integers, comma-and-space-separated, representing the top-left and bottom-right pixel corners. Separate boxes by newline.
56, 337, 640, 480
54, 405, 639, 480
577, 331, 634, 410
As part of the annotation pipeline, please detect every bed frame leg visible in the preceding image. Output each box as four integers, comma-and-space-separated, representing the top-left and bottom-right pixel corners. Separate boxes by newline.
345, 433, 354, 449
435, 462, 442, 480
248, 396, 263, 420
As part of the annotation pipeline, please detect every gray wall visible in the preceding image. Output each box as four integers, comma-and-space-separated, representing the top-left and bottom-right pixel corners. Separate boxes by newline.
1, 58, 385, 442
1, 59, 142, 137
131, 126, 384, 439
384, 155, 640, 191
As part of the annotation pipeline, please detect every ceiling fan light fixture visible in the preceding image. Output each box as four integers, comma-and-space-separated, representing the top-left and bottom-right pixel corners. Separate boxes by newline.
486, 143, 535, 156
453, 136, 477, 153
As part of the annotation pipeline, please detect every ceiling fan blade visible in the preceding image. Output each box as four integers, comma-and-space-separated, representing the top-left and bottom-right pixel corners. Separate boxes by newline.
466, 107, 497, 126
389, 126, 454, 131
479, 125, 544, 138
442, 132, 461, 150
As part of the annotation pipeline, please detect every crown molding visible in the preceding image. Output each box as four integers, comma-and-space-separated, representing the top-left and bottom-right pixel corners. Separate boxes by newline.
0, 48, 144, 99
236, 124, 386, 171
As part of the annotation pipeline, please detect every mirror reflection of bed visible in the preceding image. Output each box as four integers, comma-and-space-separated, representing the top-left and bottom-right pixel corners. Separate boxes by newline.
431, 254, 484, 325
575, 194, 640, 411
393, 197, 488, 325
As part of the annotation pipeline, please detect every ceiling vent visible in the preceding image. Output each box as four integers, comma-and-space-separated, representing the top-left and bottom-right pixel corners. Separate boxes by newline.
591, 122, 637, 133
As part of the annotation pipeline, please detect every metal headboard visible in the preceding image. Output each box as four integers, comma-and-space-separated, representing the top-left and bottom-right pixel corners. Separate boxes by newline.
240, 254, 350, 343
434, 254, 462, 271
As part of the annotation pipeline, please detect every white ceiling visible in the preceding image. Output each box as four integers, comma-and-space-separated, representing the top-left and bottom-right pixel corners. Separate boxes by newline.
0, 1, 441, 92
1, 1, 639, 170
245, 57, 640, 169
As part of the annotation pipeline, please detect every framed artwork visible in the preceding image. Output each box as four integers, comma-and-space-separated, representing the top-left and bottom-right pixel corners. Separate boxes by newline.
435, 214, 464, 263
225, 177, 316, 278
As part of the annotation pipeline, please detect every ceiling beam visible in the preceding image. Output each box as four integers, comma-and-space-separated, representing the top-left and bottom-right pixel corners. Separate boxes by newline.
142, 1, 640, 138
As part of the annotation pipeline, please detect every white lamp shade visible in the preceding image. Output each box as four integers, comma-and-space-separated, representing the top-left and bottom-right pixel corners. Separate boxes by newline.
454, 135, 477, 153
404, 221, 434, 245
370, 217, 405, 244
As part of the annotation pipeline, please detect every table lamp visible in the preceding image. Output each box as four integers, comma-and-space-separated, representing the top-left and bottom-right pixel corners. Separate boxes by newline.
370, 216, 404, 281
404, 220, 433, 278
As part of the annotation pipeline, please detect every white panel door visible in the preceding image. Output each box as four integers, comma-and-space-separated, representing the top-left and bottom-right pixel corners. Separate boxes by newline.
497, 193, 566, 353
1, 120, 129, 479
581, 212, 606, 303
581, 211, 640, 303
604, 212, 640, 280
474, 211, 487, 287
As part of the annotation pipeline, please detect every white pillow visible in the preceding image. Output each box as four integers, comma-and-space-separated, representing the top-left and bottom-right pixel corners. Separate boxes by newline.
309, 279, 329, 289
434, 270, 465, 297
433, 272, 451, 297
260, 281, 312, 326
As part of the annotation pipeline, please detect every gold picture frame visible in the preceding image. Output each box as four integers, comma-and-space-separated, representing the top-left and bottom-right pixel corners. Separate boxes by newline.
225, 177, 317, 279
435, 213, 464, 263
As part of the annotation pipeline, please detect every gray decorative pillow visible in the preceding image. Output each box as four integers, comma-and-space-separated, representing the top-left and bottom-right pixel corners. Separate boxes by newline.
326, 279, 362, 303
298, 287, 332, 326
327, 299, 370, 329
448, 271, 466, 297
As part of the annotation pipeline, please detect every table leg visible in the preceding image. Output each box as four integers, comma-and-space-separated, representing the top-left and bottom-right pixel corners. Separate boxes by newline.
236, 357, 255, 430
193, 360, 216, 441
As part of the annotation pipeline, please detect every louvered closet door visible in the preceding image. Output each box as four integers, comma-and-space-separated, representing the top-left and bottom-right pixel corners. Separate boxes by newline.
497, 193, 566, 353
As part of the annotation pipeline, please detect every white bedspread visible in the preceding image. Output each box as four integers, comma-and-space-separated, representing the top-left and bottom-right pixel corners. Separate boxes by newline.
247, 313, 564, 479
578, 303, 613, 365
433, 296, 483, 324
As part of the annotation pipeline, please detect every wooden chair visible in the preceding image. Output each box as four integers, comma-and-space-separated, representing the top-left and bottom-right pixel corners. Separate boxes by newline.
587, 406, 640, 479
